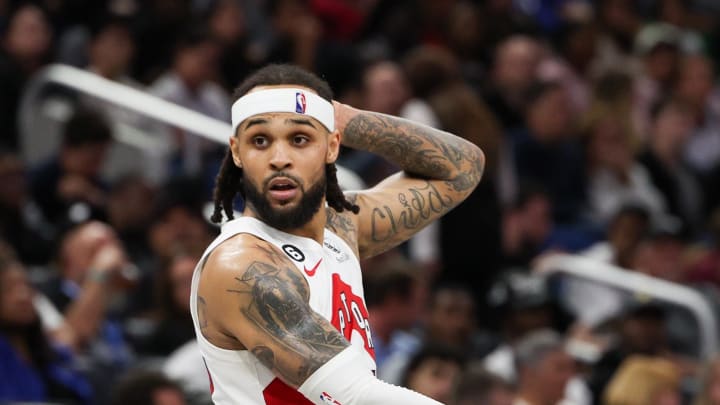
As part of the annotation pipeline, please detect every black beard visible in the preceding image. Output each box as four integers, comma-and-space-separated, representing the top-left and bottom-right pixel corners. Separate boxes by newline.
242, 171, 326, 231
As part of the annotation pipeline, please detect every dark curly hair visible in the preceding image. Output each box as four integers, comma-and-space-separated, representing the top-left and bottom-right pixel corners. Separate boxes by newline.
211, 64, 359, 223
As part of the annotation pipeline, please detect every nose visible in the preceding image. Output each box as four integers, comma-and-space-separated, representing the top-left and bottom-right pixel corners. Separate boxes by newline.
269, 143, 292, 171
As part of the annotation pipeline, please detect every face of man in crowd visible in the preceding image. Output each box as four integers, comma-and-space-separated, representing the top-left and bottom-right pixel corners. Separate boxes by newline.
406, 357, 463, 403
0, 265, 37, 328
230, 86, 339, 231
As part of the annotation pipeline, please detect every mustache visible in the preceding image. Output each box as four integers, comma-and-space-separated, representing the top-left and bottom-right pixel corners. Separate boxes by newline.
262, 172, 304, 190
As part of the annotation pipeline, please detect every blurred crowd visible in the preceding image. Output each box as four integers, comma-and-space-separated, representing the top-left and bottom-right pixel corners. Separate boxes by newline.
2, 0, 720, 404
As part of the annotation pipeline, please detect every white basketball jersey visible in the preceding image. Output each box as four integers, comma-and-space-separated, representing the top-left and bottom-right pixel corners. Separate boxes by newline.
190, 216, 376, 404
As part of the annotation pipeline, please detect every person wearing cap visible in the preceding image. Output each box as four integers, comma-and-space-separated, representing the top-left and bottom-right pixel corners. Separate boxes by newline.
189, 64, 485, 404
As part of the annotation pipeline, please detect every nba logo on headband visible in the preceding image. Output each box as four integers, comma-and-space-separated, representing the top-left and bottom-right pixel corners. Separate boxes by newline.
231, 88, 335, 132
296, 92, 307, 114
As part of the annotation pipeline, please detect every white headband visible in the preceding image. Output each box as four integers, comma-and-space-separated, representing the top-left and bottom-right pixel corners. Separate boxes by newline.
231, 88, 335, 133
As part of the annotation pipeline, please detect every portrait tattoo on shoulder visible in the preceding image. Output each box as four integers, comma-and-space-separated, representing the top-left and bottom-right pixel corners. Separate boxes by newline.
225, 243, 349, 386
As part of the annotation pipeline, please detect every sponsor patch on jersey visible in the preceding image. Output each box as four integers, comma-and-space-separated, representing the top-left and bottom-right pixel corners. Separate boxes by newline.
323, 241, 350, 263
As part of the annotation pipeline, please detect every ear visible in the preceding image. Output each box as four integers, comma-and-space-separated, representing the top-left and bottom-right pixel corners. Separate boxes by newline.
326, 130, 340, 164
229, 136, 243, 168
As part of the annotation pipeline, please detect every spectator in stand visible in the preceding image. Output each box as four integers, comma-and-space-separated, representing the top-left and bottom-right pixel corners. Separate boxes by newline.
0, 249, 92, 404
441, 1, 485, 88
356, 0, 424, 59
512, 329, 576, 405
538, 21, 597, 115
106, 175, 157, 269
632, 23, 686, 138
109, 370, 188, 405
501, 185, 554, 269
580, 101, 667, 227
603, 356, 681, 405
401, 344, 466, 404
674, 54, 720, 201
587, 302, 671, 403
0, 150, 54, 265
205, 0, 259, 91
149, 25, 228, 177
0, 2, 53, 151
30, 108, 114, 228
147, 176, 216, 262
631, 224, 689, 284
453, 365, 514, 405
379, 282, 485, 385
363, 254, 426, 373
86, 12, 136, 84
589, 0, 642, 79
510, 81, 586, 224
133, 250, 199, 357
121, 176, 214, 321
37, 221, 135, 403
564, 204, 652, 329
483, 35, 543, 130
483, 271, 572, 381
638, 97, 704, 236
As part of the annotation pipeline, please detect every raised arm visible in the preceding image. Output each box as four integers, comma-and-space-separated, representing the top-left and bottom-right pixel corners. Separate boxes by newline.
198, 236, 442, 404
334, 102, 485, 259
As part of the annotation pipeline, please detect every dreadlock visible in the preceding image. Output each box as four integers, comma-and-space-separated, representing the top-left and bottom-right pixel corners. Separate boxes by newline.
211, 64, 360, 223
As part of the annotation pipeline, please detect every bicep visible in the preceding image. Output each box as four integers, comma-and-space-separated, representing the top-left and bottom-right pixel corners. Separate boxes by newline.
354, 172, 461, 259
215, 258, 349, 388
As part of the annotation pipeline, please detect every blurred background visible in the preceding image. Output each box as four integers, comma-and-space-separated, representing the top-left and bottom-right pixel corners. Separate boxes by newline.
1, 0, 720, 404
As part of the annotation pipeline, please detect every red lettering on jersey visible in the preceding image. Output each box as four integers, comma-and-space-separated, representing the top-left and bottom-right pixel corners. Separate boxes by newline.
330, 274, 375, 359
263, 378, 312, 404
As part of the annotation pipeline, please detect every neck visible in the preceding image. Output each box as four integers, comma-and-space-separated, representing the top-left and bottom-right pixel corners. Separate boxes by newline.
244, 205, 327, 244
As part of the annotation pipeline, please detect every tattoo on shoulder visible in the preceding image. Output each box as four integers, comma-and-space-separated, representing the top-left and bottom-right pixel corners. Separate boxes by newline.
226, 256, 348, 386
326, 202, 358, 246
198, 296, 208, 330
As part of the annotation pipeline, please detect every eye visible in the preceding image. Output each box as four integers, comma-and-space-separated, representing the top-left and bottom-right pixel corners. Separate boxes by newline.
292, 134, 310, 146
251, 135, 269, 148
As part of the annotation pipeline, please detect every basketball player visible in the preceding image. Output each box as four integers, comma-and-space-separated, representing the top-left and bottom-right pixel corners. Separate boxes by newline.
190, 64, 485, 404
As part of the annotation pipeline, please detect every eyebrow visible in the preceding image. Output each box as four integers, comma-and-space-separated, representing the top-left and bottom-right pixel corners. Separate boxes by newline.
285, 118, 317, 129
244, 118, 268, 129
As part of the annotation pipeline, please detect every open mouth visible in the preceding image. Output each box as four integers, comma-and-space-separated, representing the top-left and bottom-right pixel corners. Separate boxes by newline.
267, 177, 299, 201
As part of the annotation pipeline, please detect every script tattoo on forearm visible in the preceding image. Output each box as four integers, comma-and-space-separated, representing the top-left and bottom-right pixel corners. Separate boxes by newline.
226, 248, 348, 386
370, 181, 454, 244
343, 113, 484, 191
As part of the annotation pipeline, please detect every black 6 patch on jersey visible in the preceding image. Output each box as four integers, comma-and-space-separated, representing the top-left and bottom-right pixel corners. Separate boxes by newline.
281, 244, 305, 262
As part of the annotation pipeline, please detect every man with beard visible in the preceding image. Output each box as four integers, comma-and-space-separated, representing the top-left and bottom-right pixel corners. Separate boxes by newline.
190, 64, 485, 405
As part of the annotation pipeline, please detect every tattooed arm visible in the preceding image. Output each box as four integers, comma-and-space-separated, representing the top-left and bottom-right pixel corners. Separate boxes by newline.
198, 234, 442, 404
333, 102, 485, 259
198, 235, 349, 387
